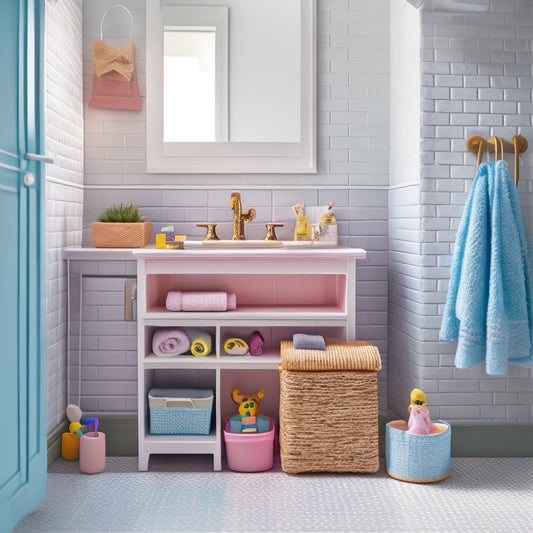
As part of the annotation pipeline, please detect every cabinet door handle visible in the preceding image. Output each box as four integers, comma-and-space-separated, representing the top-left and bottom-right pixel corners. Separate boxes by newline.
125, 279, 137, 320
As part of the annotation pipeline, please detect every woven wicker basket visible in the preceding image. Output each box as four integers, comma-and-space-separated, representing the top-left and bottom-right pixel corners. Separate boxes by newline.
279, 338, 382, 474
91, 221, 153, 248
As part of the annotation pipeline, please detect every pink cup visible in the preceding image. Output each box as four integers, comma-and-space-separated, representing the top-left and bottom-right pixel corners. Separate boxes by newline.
79, 432, 106, 474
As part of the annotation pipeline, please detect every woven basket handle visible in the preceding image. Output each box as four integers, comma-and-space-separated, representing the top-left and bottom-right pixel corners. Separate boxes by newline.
100, 4, 134, 40
164, 399, 195, 408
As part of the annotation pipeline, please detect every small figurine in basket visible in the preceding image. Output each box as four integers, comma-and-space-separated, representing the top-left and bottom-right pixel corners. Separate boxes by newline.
407, 388, 434, 435
230, 388, 265, 433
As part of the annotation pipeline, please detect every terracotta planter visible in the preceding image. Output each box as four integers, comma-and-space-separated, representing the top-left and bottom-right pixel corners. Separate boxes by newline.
91, 221, 153, 248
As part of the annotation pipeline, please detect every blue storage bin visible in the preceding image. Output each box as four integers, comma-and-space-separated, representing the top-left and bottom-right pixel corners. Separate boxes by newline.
149, 388, 213, 435
386, 420, 451, 483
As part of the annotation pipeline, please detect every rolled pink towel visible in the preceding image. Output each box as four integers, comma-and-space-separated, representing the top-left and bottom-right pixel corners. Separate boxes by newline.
152, 328, 190, 356
181, 291, 237, 312
165, 291, 237, 311
165, 291, 183, 311
248, 330, 264, 356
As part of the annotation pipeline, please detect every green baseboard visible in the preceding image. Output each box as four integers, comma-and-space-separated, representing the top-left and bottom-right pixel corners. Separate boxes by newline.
450, 424, 533, 457
47, 420, 68, 467
48, 415, 532, 465
47, 415, 138, 468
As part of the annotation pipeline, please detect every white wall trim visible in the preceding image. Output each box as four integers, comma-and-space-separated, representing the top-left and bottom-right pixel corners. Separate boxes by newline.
47, 177, 84, 189
82, 183, 392, 191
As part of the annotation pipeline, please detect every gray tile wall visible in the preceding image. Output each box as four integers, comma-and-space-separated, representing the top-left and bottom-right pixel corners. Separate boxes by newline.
67, 260, 137, 413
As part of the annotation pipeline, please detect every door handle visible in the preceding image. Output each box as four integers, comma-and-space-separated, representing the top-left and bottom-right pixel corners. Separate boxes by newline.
25, 152, 55, 164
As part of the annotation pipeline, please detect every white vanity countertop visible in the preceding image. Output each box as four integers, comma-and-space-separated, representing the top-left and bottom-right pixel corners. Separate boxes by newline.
63, 245, 367, 261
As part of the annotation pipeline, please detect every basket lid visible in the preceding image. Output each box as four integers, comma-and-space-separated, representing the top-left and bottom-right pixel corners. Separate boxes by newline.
148, 388, 213, 400
280, 338, 381, 371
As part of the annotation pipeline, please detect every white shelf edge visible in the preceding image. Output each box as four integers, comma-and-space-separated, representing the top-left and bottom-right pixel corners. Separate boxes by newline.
143, 354, 280, 370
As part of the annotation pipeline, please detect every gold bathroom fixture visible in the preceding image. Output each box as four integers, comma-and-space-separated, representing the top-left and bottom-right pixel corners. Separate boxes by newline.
264, 223, 284, 241
197, 223, 220, 241
230, 192, 256, 240
466, 134, 528, 186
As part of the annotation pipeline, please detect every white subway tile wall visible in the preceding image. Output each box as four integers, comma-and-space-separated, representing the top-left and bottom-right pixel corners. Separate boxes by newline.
388, 0, 532, 422
46, 0, 84, 433
47, 0, 532, 431
77, 0, 391, 416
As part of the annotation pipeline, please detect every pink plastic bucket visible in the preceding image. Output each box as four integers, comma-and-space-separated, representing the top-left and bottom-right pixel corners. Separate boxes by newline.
224, 416, 275, 472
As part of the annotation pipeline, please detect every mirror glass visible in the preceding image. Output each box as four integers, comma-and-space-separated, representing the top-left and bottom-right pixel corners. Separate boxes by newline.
163, 6, 228, 142
146, 0, 316, 173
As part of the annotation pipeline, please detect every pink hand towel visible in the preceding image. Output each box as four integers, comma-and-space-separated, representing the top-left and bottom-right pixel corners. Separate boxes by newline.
165, 291, 237, 311
152, 328, 190, 356
181, 291, 237, 312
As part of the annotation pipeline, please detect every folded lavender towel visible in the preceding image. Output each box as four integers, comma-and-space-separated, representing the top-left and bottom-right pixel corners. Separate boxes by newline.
152, 328, 190, 356
166, 291, 237, 312
293, 333, 326, 351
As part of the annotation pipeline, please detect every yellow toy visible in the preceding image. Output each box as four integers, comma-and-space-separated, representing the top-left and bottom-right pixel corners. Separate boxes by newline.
408, 388, 427, 410
231, 388, 265, 433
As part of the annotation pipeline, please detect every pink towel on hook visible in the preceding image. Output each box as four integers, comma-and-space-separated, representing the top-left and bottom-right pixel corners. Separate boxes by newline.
165, 291, 237, 312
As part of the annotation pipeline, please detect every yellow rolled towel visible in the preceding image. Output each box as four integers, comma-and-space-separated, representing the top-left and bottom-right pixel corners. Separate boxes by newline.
189, 330, 212, 357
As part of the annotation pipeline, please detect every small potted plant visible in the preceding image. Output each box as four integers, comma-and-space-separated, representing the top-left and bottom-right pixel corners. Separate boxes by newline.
91, 203, 153, 248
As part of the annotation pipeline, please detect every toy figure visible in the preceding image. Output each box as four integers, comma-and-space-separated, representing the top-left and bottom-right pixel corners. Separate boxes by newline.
319, 201, 337, 225
230, 388, 265, 433
407, 388, 434, 435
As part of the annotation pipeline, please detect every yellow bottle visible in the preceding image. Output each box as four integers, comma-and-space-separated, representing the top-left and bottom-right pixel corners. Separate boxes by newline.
293, 204, 311, 241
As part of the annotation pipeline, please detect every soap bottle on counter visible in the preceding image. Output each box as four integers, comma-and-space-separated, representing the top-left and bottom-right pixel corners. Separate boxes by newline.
292, 203, 312, 241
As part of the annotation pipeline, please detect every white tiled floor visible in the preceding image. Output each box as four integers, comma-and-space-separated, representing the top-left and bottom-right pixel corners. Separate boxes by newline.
14, 455, 533, 532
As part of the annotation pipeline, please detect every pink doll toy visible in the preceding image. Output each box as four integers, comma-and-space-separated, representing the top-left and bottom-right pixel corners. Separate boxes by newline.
407, 388, 434, 435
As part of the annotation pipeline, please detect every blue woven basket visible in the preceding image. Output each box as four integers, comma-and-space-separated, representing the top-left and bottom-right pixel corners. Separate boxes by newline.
149, 388, 213, 435
386, 420, 451, 483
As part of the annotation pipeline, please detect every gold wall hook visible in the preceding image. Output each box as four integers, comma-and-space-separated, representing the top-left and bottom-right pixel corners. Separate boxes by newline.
466, 134, 528, 187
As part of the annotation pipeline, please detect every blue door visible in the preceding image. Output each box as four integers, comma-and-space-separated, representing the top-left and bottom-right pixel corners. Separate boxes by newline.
0, 0, 47, 531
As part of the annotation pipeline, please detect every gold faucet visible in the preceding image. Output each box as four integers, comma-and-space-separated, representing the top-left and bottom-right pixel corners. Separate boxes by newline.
230, 192, 256, 240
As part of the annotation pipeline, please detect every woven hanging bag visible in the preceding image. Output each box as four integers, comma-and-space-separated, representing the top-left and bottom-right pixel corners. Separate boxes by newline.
88, 5, 142, 111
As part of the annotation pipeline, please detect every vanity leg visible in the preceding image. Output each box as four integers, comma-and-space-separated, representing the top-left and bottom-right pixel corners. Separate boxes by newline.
138, 452, 150, 471
213, 452, 222, 472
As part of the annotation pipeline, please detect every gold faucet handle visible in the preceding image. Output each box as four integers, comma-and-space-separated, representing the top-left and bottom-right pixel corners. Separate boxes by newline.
197, 223, 220, 241
264, 223, 284, 241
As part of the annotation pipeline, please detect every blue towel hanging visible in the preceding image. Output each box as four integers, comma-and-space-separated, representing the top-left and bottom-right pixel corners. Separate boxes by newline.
440, 160, 533, 375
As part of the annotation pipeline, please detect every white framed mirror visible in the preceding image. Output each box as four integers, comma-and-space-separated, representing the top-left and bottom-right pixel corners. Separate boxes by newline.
146, 0, 316, 174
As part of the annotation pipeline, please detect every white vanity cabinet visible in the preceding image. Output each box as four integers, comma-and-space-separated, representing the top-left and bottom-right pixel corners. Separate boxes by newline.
133, 247, 366, 471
